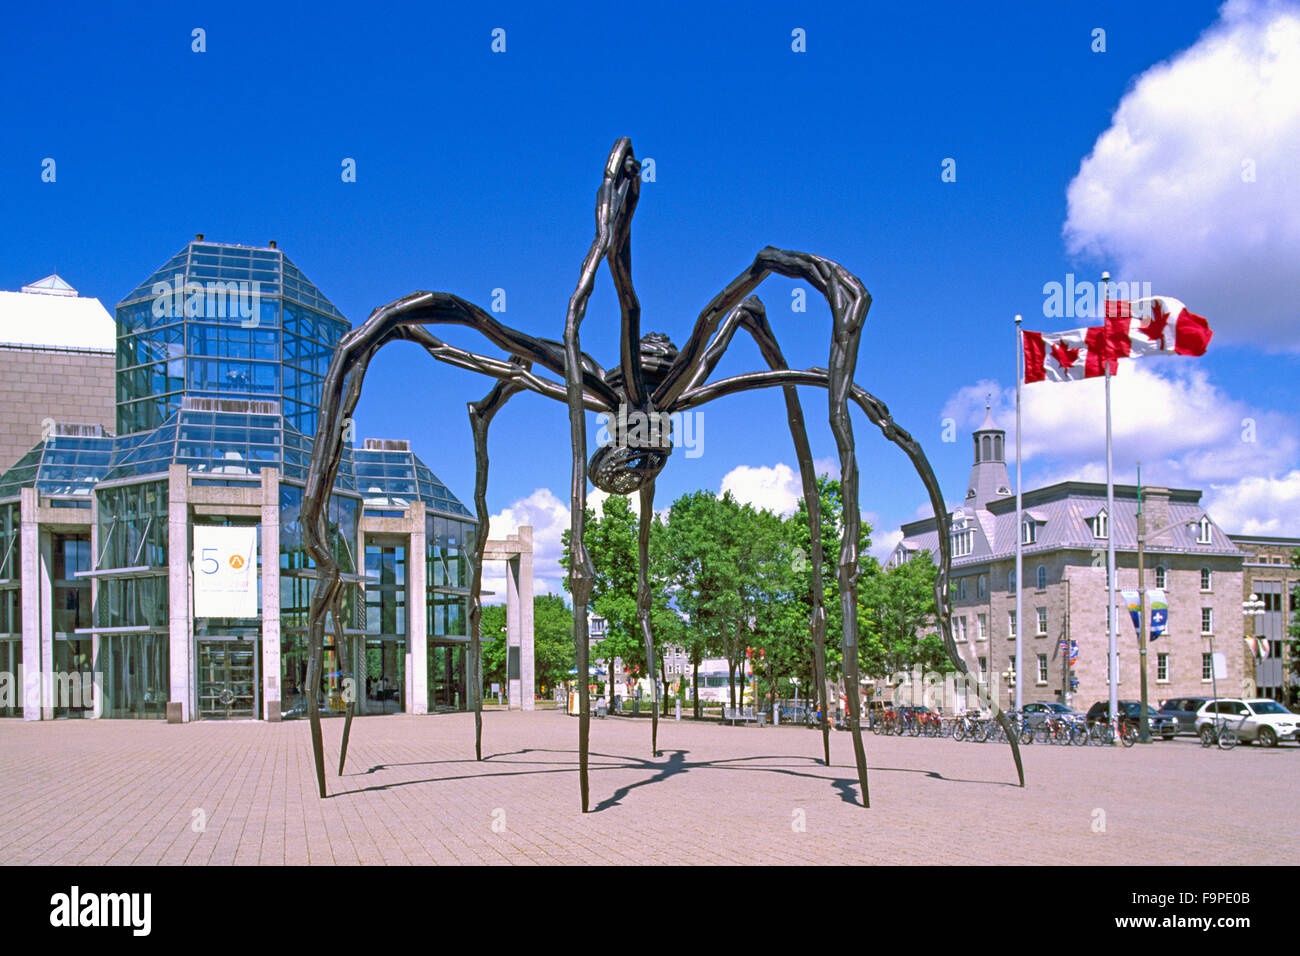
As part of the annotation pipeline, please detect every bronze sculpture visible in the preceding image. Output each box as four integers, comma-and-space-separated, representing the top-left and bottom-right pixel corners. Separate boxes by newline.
300, 138, 1024, 810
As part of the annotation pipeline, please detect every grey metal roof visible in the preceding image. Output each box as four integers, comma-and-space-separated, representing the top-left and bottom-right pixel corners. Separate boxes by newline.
897, 480, 1243, 567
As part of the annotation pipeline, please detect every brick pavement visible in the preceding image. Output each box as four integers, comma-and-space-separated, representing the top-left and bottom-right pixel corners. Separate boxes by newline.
0, 711, 1295, 864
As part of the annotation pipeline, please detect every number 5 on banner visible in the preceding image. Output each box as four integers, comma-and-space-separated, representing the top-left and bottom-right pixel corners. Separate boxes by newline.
200, 548, 219, 575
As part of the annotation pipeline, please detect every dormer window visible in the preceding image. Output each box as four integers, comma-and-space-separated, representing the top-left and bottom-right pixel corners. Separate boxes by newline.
1022, 519, 1037, 545
1197, 515, 1212, 544
952, 529, 974, 557
1091, 509, 1109, 539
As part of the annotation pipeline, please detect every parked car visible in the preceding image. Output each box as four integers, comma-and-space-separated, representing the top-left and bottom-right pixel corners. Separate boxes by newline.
1156, 696, 1212, 739
1194, 698, 1300, 747
1085, 700, 1176, 737
1020, 701, 1084, 731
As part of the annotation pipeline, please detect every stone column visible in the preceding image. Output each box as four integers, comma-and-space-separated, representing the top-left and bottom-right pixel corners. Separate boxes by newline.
39, 528, 53, 719
408, 502, 428, 715
89, 492, 102, 719
19, 487, 40, 720
518, 525, 534, 711
506, 548, 521, 709
261, 468, 281, 721
167, 464, 191, 722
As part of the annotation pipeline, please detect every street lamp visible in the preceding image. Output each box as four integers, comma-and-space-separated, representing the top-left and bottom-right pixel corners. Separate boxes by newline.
1134, 473, 1197, 743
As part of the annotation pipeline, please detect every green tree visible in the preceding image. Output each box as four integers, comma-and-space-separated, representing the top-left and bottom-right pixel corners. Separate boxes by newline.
480, 594, 576, 696
562, 494, 677, 712
858, 549, 945, 681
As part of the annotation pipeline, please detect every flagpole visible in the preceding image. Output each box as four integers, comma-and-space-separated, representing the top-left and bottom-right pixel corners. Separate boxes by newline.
1103, 271, 1119, 743
1015, 314, 1024, 714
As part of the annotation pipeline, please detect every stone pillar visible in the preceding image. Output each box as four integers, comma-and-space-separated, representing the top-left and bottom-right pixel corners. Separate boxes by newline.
506, 550, 521, 709
19, 488, 40, 720
408, 502, 428, 715
261, 468, 281, 721
167, 464, 191, 722
89, 492, 102, 719
38, 528, 53, 719
518, 526, 534, 711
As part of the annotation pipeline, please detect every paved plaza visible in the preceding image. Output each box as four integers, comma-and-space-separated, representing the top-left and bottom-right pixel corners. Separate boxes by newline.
1, 711, 1296, 865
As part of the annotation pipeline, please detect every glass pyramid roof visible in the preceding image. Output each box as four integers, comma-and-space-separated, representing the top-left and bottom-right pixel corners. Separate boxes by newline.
0, 431, 115, 499
354, 446, 471, 517
119, 241, 345, 320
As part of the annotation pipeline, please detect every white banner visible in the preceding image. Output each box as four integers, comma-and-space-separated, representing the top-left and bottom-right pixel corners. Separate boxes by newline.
193, 526, 258, 618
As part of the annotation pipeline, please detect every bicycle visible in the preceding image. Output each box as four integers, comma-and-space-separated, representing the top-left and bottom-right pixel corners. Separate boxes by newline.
1200, 713, 1245, 750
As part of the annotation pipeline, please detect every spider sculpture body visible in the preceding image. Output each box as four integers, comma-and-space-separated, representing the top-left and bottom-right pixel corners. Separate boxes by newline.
300, 138, 1024, 810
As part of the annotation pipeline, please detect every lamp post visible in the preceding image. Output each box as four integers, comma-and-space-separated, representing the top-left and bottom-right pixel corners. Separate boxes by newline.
1134, 468, 1197, 743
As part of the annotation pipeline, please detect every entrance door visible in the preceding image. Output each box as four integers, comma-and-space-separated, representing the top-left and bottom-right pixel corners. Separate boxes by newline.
197, 639, 259, 719
365, 637, 404, 714
0, 639, 20, 717
428, 643, 465, 712
53, 638, 94, 717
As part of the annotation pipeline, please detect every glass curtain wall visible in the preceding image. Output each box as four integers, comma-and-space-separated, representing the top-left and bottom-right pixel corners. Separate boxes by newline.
52, 534, 93, 716
0, 502, 19, 716
278, 482, 360, 718
427, 513, 474, 711
364, 543, 406, 714
94, 481, 169, 718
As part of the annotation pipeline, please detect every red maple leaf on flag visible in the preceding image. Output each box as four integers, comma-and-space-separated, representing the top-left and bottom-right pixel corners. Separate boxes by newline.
1139, 299, 1170, 346
1051, 340, 1080, 370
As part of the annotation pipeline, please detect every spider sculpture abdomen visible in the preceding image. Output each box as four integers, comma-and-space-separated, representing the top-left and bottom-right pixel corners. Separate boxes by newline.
588, 332, 679, 494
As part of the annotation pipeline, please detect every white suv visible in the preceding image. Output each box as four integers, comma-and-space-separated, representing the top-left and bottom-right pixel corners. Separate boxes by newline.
1194, 698, 1299, 747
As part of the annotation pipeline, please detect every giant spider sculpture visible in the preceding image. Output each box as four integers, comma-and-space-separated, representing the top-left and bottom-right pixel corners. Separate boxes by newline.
300, 138, 1024, 810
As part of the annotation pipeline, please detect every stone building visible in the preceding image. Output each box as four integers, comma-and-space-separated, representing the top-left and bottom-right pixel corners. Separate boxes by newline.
1227, 533, 1298, 703
890, 408, 1249, 712
0, 275, 115, 473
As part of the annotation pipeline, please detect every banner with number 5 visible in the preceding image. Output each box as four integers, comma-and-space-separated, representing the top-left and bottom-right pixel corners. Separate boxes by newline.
193, 525, 258, 618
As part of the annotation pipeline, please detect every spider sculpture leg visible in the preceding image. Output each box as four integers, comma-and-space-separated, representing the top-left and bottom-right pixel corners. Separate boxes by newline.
561, 139, 641, 812
303, 296, 606, 797
637, 480, 660, 756
673, 364, 1025, 790
467, 377, 527, 760
676, 295, 832, 763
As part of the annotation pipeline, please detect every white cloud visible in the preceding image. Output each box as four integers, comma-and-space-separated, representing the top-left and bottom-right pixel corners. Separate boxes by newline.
944, 364, 1297, 487
720, 462, 803, 516
1063, 0, 1300, 349
1203, 470, 1300, 534
481, 488, 570, 604
718, 458, 841, 518
943, 363, 1300, 533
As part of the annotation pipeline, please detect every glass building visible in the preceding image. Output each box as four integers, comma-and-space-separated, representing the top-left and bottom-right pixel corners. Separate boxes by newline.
0, 239, 485, 722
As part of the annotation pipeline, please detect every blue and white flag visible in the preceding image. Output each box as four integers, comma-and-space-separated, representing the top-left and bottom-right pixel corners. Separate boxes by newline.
1121, 589, 1169, 640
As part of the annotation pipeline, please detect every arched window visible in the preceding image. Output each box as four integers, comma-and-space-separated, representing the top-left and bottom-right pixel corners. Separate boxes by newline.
977, 575, 987, 598
1155, 565, 1166, 589
1036, 565, 1047, 589
1092, 509, 1109, 539
981, 435, 992, 461
1008, 569, 1017, 591
993, 435, 1003, 460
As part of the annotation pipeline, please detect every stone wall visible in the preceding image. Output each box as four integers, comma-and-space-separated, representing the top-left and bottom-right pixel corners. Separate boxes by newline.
0, 345, 115, 472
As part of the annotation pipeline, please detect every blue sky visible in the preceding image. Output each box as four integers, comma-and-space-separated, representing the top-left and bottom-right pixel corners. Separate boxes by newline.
4, 0, 1298, 595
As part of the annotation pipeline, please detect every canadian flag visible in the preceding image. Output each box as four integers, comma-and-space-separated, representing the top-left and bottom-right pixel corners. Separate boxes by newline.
1022, 325, 1114, 383
1105, 297, 1213, 357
